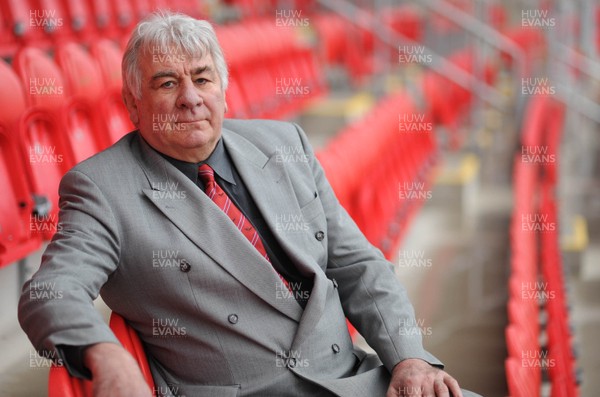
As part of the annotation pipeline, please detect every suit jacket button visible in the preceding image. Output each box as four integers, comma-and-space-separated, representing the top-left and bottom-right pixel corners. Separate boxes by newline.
287, 357, 297, 368
315, 231, 325, 241
179, 260, 191, 272
332, 344, 340, 354
228, 314, 238, 324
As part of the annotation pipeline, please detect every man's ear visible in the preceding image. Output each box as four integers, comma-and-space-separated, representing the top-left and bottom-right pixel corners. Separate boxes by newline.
122, 86, 140, 126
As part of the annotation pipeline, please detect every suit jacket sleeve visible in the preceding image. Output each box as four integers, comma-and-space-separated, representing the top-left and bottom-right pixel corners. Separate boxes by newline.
18, 169, 122, 372
292, 123, 443, 372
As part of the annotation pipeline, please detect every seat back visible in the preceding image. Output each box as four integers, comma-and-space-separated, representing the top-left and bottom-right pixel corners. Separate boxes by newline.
13, 47, 75, 239
90, 38, 134, 144
0, 59, 41, 266
48, 312, 156, 397
55, 42, 106, 159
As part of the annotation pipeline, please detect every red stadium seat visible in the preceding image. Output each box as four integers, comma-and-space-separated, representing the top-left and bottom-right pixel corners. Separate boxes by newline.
89, 39, 135, 144
0, 60, 42, 266
55, 42, 103, 100
35, 0, 71, 41
13, 47, 75, 239
317, 92, 436, 258
314, 14, 347, 66
48, 312, 156, 397
0, 0, 47, 47
0, 3, 17, 56
55, 42, 110, 155
505, 357, 539, 397
85, 0, 119, 39
215, 27, 249, 118
60, 0, 95, 40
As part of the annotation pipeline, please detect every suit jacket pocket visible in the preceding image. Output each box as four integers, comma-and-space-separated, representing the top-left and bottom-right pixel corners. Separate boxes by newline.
167, 383, 241, 397
299, 193, 324, 222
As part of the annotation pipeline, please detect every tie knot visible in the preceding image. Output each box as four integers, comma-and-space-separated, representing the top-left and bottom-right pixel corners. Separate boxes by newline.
198, 164, 215, 185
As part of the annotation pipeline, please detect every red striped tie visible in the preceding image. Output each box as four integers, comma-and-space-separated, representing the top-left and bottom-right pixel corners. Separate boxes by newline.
198, 164, 290, 288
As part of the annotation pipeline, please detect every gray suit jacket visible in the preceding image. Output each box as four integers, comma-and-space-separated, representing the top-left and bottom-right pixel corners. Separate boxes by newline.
19, 120, 443, 396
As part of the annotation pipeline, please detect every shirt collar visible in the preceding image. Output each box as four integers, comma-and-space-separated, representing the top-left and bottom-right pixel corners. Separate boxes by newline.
155, 137, 236, 186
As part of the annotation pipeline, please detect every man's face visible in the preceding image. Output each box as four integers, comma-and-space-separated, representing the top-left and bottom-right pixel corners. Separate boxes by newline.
125, 46, 226, 163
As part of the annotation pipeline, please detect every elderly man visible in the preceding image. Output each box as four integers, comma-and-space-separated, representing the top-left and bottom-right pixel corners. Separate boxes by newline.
19, 12, 481, 397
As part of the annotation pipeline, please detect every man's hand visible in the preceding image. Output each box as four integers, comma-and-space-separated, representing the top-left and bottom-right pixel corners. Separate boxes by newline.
84, 342, 153, 397
386, 358, 463, 397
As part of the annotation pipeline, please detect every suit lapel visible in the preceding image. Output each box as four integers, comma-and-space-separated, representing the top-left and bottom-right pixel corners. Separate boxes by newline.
222, 131, 322, 277
131, 134, 302, 322
222, 129, 328, 348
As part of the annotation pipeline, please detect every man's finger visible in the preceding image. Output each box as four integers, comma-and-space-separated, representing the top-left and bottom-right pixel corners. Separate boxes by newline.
434, 377, 450, 397
444, 374, 463, 397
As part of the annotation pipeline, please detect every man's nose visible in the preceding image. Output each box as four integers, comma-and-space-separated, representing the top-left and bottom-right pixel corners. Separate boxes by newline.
176, 80, 202, 109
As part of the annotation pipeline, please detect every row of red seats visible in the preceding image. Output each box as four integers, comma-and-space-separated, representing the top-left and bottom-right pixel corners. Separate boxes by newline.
223, 0, 317, 19
317, 91, 437, 260
506, 156, 543, 397
505, 95, 579, 397
0, 39, 131, 267
540, 191, 579, 397
0, 0, 205, 57
216, 18, 326, 120
315, 16, 537, 259
313, 5, 423, 82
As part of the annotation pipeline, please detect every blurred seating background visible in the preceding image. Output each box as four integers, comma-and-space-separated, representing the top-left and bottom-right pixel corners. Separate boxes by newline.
1, 1, 599, 396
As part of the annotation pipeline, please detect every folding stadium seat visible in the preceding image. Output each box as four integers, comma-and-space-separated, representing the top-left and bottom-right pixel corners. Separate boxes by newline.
214, 27, 249, 118
89, 38, 122, 91
546, 314, 579, 397
222, 22, 275, 118
266, 20, 325, 117
508, 299, 540, 346
13, 47, 76, 240
505, 357, 539, 397
55, 42, 110, 154
34, 0, 72, 41
541, 98, 565, 186
106, 0, 136, 37
19, 45, 103, 164
61, 0, 96, 42
172, 0, 206, 19
0, 4, 17, 57
313, 14, 347, 66
85, 0, 120, 39
384, 5, 422, 42
89, 39, 135, 144
0, 60, 42, 266
48, 312, 156, 397
0, 0, 48, 47
501, 27, 546, 76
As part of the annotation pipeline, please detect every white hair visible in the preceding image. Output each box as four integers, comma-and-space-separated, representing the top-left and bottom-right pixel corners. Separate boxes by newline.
122, 11, 229, 99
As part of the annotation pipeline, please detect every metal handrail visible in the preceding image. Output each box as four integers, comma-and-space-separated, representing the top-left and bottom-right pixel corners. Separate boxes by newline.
554, 43, 600, 83
317, 0, 506, 109
419, 0, 527, 78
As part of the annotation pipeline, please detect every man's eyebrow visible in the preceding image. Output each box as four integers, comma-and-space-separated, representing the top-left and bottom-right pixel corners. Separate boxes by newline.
151, 70, 179, 81
191, 66, 213, 75
151, 66, 213, 81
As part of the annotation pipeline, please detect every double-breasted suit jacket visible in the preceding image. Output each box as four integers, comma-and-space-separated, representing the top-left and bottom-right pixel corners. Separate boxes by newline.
19, 119, 443, 396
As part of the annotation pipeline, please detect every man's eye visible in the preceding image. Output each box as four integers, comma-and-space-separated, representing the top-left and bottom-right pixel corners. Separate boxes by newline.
161, 81, 176, 88
195, 78, 208, 85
